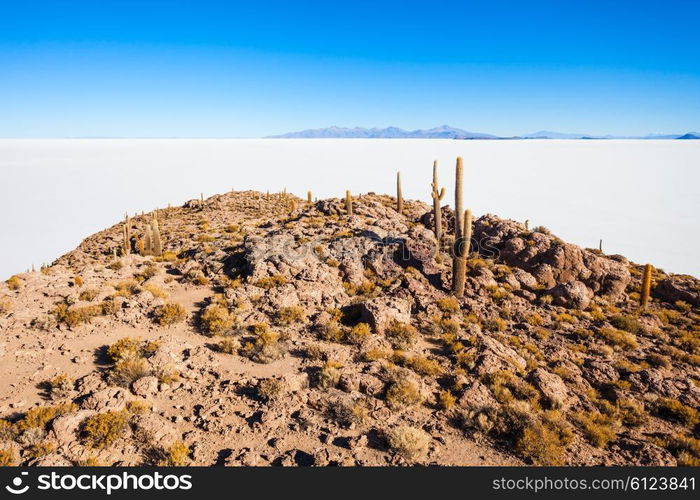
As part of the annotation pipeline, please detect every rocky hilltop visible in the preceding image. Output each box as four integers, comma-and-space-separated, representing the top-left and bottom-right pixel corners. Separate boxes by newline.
1, 189, 699, 467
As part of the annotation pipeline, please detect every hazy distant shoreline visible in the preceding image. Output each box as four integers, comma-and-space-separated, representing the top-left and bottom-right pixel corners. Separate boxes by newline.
0, 138, 698, 279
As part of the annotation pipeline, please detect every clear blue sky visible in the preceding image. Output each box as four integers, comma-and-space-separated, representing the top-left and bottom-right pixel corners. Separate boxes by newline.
1, 0, 698, 137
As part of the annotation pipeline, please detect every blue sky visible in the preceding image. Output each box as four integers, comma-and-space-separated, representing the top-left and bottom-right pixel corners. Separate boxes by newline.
1, 0, 698, 137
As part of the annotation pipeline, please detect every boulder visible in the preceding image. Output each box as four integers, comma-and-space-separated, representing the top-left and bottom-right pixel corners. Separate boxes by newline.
653, 276, 700, 307
549, 281, 594, 309
358, 296, 412, 334
81, 388, 131, 412
131, 413, 179, 446
51, 410, 96, 444
458, 381, 499, 410
472, 215, 630, 300
131, 376, 159, 397
474, 336, 527, 375
528, 368, 574, 409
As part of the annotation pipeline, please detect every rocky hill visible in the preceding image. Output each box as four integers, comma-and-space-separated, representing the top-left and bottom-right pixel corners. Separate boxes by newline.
0, 190, 698, 467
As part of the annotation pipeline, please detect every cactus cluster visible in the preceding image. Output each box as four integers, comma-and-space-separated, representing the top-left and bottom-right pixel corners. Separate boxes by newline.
138, 216, 163, 257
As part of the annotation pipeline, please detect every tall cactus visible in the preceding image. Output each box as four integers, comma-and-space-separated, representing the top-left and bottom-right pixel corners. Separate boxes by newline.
144, 224, 153, 256
452, 157, 467, 297
396, 171, 403, 214
151, 217, 162, 257
345, 190, 353, 216
122, 214, 131, 256
430, 160, 446, 244
307, 191, 313, 204
640, 264, 653, 309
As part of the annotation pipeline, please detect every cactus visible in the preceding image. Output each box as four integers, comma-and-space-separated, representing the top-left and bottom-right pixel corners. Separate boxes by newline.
396, 171, 403, 214
122, 215, 131, 256
640, 264, 653, 309
451, 157, 467, 297
525, 219, 529, 231
151, 217, 162, 257
289, 198, 297, 213
346, 190, 353, 216
138, 238, 145, 256
430, 161, 446, 244
599, 239, 603, 252
307, 191, 313, 204
144, 224, 153, 256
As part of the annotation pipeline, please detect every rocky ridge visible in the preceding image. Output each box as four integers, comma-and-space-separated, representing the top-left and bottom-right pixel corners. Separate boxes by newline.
0, 190, 698, 466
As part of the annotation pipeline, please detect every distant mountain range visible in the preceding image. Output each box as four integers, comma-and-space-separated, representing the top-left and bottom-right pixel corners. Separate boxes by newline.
267, 126, 700, 140
267, 125, 497, 139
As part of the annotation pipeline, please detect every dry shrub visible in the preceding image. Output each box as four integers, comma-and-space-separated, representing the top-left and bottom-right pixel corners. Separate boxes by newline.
276, 306, 305, 326
387, 425, 431, 462
646, 353, 671, 369
385, 321, 418, 350
107, 337, 142, 362
326, 397, 369, 427
27, 441, 56, 459
317, 361, 343, 389
242, 326, 281, 363
609, 314, 642, 334
436, 297, 460, 314
16, 403, 77, 432
154, 364, 180, 384
317, 320, 344, 342
51, 302, 105, 328
113, 279, 141, 297
437, 390, 456, 410
81, 410, 130, 448
6, 275, 22, 290
0, 448, 16, 466
218, 336, 240, 354
0, 295, 12, 314
361, 348, 391, 362
405, 356, 442, 377
659, 434, 700, 466
487, 370, 538, 404
573, 411, 619, 448
347, 322, 372, 346
142, 284, 168, 299
49, 374, 73, 400
78, 289, 100, 302
153, 302, 187, 326
200, 303, 234, 335
655, 397, 699, 426
255, 275, 287, 289
516, 411, 573, 465
111, 358, 151, 387
0, 420, 15, 440
598, 327, 638, 351
126, 400, 151, 414
258, 378, 286, 402
385, 379, 423, 410
160, 441, 190, 466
